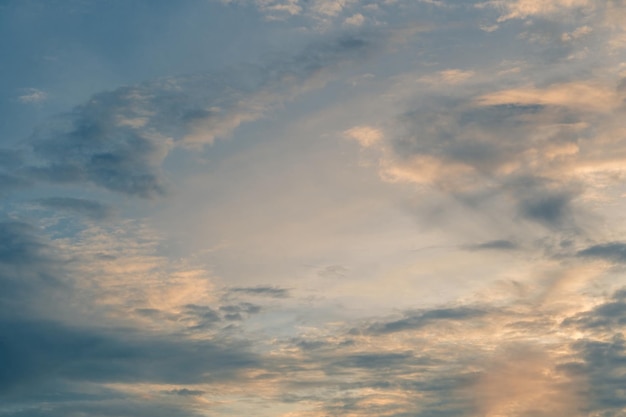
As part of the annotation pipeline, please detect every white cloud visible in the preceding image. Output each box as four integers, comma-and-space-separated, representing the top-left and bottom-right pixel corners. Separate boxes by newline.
18, 88, 47, 103
479, 0, 594, 22
312, 0, 357, 17
344, 125, 383, 147
344, 12, 365, 26
418, 69, 476, 85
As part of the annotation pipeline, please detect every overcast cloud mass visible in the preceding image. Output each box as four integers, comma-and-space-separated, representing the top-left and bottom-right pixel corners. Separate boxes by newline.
3, 0, 626, 416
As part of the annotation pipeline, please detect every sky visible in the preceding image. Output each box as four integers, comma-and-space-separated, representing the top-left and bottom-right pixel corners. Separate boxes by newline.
2, 0, 626, 416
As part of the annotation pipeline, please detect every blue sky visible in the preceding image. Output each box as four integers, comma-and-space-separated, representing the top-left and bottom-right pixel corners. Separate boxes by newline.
3, 1, 626, 416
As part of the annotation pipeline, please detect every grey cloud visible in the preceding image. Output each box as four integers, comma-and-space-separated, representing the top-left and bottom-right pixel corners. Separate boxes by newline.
29, 114, 169, 198
24, 35, 374, 198
36, 197, 113, 220
228, 286, 290, 298
0, 172, 30, 193
0, 318, 259, 407
0, 222, 48, 265
0, 221, 65, 317
570, 336, 626, 413
577, 242, 626, 263
464, 239, 518, 251
0, 149, 30, 192
564, 301, 626, 330
0, 149, 24, 169
219, 302, 261, 321
391, 93, 589, 231
518, 192, 573, 228
0, 221, 259, 416
557, 292, 626, 414
1, 393, 206, 417
181, 304, 222, 329
395, 101, 556, 173
164, 388, 205, 396
361, 307, 488, 335
330, 352, 416, 370
562, 288, 626, 330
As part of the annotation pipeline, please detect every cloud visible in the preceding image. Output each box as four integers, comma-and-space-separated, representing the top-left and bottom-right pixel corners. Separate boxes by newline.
219, 302, 262, 321
343, 125, 383, 147
0, 172, 30, 194
344, 12, 365, 26
18, 88, 48, 104
569, 336, 626, 412
23, 35, 374, 198
0, 318, 258, 390
476, 81, 621, 113
517, 189, 576, 228
563, 300, 626, 330
29, 109, 172, 198
228, 286, 290, 298
254, 0, 303, 18
465, 239, 518, 251
0, 219, 263, 416
0, 221, 66, 318
164, 388, 206, 396
577, 242, 626, 263
311, 0, 357, 17
480, 0, 595, 22
418, 69, 476, 85
363, 306, 488, 334
355, 72, 626, 237
470, 344, 586, 417
36, 197, 114, 220
0, 150, 30, 193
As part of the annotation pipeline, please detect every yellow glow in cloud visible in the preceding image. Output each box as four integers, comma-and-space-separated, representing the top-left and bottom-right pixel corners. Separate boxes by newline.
471, 345, 586, 417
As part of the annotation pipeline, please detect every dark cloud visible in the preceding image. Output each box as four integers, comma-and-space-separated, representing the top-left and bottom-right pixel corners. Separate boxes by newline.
0, 318, 259, 406
362, 307, 488, 335
36, 197, 113, 220
570, 336, 626, 413
228, 286, 290, 298
518, 192, 573, 228
577, 242, 626, 263
0, 221, 65, 317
